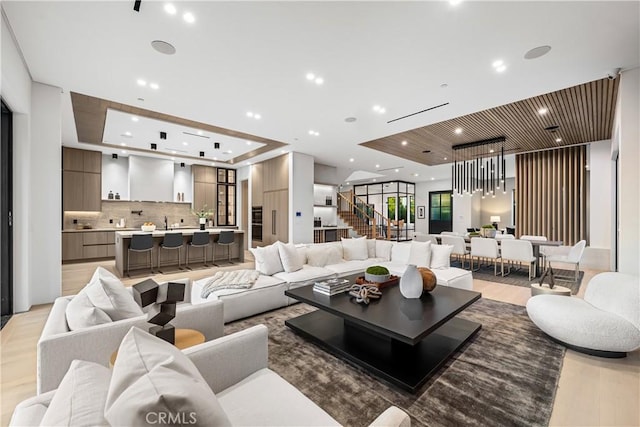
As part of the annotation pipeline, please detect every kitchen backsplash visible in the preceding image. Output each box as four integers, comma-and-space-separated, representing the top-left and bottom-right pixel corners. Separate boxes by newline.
63, 200, 203, 230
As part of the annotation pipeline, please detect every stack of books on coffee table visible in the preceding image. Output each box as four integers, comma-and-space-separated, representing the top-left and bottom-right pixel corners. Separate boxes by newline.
313, 278, 350, 296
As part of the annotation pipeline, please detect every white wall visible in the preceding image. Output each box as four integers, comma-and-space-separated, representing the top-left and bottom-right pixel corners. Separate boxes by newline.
236, 165, 250, 232
173, 163, 192, 202
415, 180, 449, 234
588, 140, 612, 249
128, 155, 174, 202
478, 178, 515, 227
30, 83, 62, 305
289, 152, 314, 244
102, 154, 129, 200
314, 163, 339, 185
615, 68, 640, 275
2, 12, 33, 312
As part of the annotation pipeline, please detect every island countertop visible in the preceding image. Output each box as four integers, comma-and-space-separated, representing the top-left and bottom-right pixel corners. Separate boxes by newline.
115, 228, 244, 237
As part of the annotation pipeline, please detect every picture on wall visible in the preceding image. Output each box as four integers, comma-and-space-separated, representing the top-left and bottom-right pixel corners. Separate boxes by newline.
417, 205, 425, 219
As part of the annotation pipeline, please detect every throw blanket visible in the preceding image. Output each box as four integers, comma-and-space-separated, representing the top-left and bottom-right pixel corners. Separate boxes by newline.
200, 270, 260, 299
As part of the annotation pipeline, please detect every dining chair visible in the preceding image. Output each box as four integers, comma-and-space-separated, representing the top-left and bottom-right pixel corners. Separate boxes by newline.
470, 237, 500, 275
500, 239, 536, 280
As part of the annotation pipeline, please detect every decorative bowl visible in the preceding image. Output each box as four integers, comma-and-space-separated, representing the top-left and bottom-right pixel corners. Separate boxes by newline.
364, 272, 391, 283
141, 225, 156, 232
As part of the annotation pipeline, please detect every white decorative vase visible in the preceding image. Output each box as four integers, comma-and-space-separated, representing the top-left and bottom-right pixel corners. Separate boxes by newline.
400, 264, 423, 299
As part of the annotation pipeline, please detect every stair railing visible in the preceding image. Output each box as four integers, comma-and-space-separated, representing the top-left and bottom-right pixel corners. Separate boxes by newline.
337, 191, 392, 240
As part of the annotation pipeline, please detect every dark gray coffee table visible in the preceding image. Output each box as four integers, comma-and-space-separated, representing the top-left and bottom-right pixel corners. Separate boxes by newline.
285, 278, 481, 393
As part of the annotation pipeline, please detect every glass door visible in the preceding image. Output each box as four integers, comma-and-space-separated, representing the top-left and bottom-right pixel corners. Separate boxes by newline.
429, 191, 452, 234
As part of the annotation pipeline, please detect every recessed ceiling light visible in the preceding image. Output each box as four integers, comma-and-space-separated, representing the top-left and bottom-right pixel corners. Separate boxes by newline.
224, 150, 233, 154
538, 107, 548, 115
372, 179, 377, 182
151, 40, 176, 55
121, 150, 127, 154
455, 127, 462, 134
375, 164, 380, 168
131, 116, 139, 122
308, 130, 319, 136
556, 138, 562, 142
306, 73, 315, 81
349, 158, 354, 162
401, 140, 408, 146
183, 12, 195, 23
246, 141, 252, 145
373, 105, 386, 114
213, 157, 218, 161
495, 65, 507, 73
281, 150, 286, 154
431, 177, 435, 181
125, 131, 131, 136
449, 0, 462, 5
246, 112, 254, 118
444, 157, 447, 160
137, 79, 147, 86
314, 77, 324, 85
395, 169, 399, 173
171, 157, 175, 161
246, 162, 251, 165
524, 45, 552, 60
254, 113, 261, 120
211, 162, 216, 166
197, 130, 203, 135
171, 151, 176, 154
183, 142, 188, 146
413, 173, 419, 177
164, 3, 177, 14
346, 182, 350, 185
492, 60, 504, 68
149, 83, 159, 90
120, 143, 126, 146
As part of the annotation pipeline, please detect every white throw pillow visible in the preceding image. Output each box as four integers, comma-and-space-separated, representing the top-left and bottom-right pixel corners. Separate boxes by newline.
105, 327, 231, 427
249, 243, 284, 275
375, 240, 393, 261
408, 241, 432, 268
306, 246, 329, 267
277, 242, 304, 273
326, 245, 345, 265
40, 360, 111, 426
431, 244, 454, 269
65, 292, 113, 331
366, 239, 376, 258
83, 267, 143, 321
341, 237, 368, 261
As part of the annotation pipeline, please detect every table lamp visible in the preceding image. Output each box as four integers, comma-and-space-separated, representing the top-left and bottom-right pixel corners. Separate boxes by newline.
490, 216, 501, 230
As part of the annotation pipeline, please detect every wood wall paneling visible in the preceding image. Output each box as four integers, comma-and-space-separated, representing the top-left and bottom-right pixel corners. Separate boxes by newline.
516, 145, 587, 245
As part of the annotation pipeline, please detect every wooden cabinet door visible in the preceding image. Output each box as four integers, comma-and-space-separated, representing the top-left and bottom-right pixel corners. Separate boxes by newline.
193, 181, 207, 211
276, 189, 289, 242
63, 170, 84, 211
62, 147, 84, 172
83, 172, 101, 211
193, 165, 207, 183
206, 166, 216, 184
83, 150, 102, 173
62, 233, 84, 260
251, 163, 263, 207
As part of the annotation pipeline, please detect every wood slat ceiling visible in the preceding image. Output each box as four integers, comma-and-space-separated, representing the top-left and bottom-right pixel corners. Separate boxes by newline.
360, 77, 619, 165
70, 92, 287, 165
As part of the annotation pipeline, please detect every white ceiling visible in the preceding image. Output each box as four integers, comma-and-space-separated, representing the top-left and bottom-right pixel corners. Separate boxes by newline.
3, 1, 639, 182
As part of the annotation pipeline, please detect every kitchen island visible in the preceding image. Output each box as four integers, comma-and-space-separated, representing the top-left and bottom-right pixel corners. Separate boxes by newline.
114, 228, 244, 277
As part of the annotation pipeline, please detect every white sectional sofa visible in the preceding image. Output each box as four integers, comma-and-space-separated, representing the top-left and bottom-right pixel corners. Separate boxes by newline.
193, 238, 473, 323
12, 325, 410, 427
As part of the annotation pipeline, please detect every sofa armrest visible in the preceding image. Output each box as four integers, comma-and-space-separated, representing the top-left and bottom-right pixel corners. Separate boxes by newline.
40, 297, 73, 338
183, 324, 268, 394
37, 299, 223, 394
369, 406, 411, 427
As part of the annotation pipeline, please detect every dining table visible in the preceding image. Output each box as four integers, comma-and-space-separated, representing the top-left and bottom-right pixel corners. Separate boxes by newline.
435, 235, 563, 277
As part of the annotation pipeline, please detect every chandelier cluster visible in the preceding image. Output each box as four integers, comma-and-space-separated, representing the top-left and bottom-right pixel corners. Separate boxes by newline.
451, 137, 506, 198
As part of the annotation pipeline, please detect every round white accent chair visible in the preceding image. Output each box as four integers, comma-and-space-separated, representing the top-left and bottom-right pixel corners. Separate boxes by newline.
526, 272, 640, 358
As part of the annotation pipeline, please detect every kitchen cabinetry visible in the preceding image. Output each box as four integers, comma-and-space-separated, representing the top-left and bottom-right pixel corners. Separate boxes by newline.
217, 168, 236, 226
62, 147, 102, 212
192, 165, 216, 217
62, 230, 116, 262
262, 189, 288, 245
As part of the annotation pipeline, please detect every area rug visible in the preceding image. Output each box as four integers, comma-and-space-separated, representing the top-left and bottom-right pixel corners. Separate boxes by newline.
226, 299, 565, 427
452, 260, 583, 294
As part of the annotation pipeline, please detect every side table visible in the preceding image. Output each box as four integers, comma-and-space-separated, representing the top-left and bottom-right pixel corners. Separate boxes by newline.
110, 328, 205, 367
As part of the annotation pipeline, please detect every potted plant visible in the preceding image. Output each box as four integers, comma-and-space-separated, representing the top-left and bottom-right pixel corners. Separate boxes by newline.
192, 205, 214, 230
481, 224, 496, 238
365, 265, 390, 283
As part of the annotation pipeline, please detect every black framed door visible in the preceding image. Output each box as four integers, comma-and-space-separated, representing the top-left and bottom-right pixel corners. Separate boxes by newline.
1, 100, 13, 316
428, 191, 452, 234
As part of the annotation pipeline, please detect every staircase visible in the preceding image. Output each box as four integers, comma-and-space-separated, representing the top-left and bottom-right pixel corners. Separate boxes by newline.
337, 191, 392, 240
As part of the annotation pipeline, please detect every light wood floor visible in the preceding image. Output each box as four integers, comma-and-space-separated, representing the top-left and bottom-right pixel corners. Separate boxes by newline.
1, 257, 638, 426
